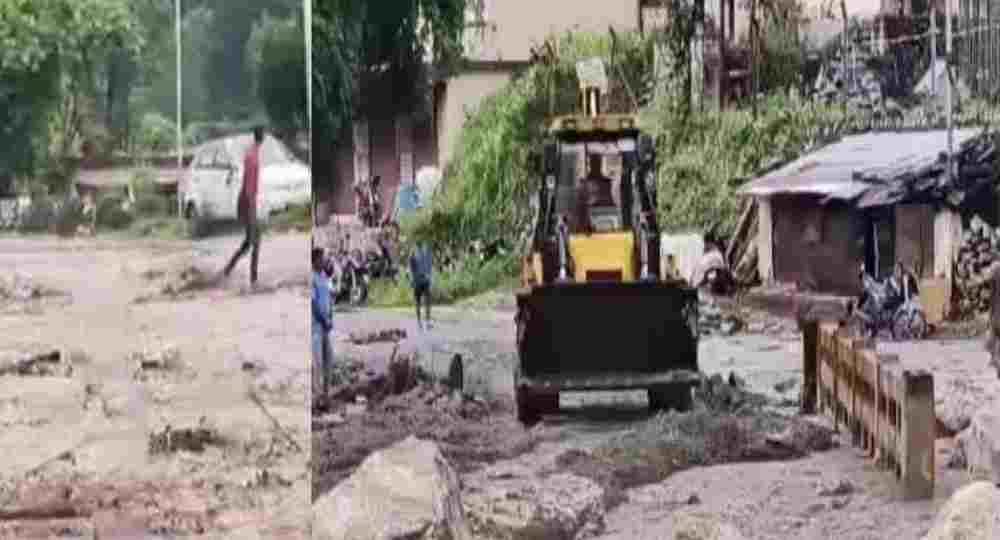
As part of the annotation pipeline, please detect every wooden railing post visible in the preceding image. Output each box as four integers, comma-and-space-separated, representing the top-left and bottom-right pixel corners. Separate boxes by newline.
876, 354, 899, 469
801, 320, 819, 414
900, 370, 935, 500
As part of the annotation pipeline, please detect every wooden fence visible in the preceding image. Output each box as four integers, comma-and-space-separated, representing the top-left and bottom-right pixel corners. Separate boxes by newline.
801, 320, 936, 500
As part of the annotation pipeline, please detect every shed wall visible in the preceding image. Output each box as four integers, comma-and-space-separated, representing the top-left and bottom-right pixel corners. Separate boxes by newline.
771, 195, 864, 296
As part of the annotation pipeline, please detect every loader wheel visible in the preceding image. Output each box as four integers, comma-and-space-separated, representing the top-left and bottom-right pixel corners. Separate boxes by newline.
515, 387, 558, 426
648, 383, 693, 413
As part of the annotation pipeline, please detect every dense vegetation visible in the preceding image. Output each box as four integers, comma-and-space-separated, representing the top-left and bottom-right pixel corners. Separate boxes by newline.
0, 0, 305, 194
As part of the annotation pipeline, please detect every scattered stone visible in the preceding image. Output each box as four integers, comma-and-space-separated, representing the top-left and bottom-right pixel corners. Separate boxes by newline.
921, 481, 997, 540
817, 478, 855, 497
0, 348, 71, 377
312, 436, 471, 540
348, 328, 408, 345
954, 407, 1000, 484
773, 378, 798, 394
686, 494, 701, 505
148, 418, 224, 455
831, 497, 850, 510
670, 511, 747, 540
130, 345, 182, 373
465, 471, 606, 540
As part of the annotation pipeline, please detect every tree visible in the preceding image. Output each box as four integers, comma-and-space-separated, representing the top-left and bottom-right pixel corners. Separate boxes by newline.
0, 0, 142, 186
312, 0, 468, 193
247, 12, 306, 146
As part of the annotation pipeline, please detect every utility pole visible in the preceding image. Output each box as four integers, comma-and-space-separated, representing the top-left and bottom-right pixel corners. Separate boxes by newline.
931, 5, 938, 100
305, 0, 312, 169
176, 0, 183, 218
946, 0, 954, 181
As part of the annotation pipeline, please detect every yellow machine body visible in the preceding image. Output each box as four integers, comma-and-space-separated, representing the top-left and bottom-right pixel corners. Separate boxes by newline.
567, 231, 635, 282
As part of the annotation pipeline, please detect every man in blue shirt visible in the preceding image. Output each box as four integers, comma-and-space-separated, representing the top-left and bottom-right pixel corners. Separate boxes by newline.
312, 247, 333, 393
409, 242, 433, 330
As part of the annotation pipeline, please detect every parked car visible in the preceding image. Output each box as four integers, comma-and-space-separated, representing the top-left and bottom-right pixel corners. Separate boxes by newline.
180, 133, 311, 227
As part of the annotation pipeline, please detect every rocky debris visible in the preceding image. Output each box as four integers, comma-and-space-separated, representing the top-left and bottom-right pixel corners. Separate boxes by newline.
148, 418, 225, 455
699, 302, 745, 337
694, 373, 769, 414
464, 470, 606, 539
130, 345, 182, 373
0, 347, 72, 377
953, 407, 1000, 483
773, 377, 798, 394
312, 436, 472, 540
935, 380, 983, 434
348, 328, 408, 345
955, 216, 1000, 318
135, 265, 221, 303
553, 392, 837, 509
816, 478, 856, 497
313, 374, 538, 498
921, 481, 997, 540
0, 273, 58, 303
670, 511, 747, 540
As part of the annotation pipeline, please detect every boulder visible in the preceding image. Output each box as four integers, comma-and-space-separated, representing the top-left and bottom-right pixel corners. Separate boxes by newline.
464, 469, 606, 539
312, 436, 471, 540
955, 407, 1000, 484
922, 482, 997, 540
670, 511, 747, 540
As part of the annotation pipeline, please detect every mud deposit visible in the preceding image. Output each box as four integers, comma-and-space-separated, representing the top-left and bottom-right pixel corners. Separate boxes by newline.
311, 357, 542, 499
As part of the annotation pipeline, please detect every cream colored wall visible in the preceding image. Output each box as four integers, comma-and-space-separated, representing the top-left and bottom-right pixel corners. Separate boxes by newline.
438, 70, 513, 167
466, 0, 640, 63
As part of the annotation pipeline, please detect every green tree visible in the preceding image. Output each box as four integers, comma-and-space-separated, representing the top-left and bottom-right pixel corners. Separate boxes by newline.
0, 0, 142, 187
312, 0, 468, 195
246, 12, 306, 145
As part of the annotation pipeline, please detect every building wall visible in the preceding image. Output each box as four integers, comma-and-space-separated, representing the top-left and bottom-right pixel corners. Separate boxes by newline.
466, 0, 640, 63
438, 70, 513, 167
894, 203, 935, 278
770, 195, 865, 296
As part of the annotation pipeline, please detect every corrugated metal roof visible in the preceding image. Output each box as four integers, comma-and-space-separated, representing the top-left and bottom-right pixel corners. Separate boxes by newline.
739, 128, 983, 200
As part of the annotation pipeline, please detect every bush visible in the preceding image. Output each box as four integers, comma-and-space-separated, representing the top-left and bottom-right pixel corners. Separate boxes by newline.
53, 196, 87, 236
138, 113, 176, 153
129, 169, 170, 217
368, 253, 519, 307
95, 196, 134, 230
18, 198, 56, 233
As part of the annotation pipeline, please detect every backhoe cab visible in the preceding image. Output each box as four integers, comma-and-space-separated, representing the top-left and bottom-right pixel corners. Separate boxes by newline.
514, 81, 701, 425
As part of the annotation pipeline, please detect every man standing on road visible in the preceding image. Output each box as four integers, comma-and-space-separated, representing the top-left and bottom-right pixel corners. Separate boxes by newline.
409, 242, 433, 330
312, 247, 334, 393
223, 126, 264, 286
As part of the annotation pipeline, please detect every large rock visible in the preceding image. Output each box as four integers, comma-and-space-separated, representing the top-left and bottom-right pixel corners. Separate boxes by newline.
312, 436, 471, 540
464, 467, 606, 539
670, 511, 747, 540
922, 482, 997, 540
955, 407, 1000, 484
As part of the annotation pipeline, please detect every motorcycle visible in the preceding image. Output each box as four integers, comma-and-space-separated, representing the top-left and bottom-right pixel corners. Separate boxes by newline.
326, 248, 370, 306
849, 265, 928, 341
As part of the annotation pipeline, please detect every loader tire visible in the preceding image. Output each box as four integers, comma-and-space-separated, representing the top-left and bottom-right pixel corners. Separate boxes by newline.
648, 383, 693, 413
515, 387, 558, 426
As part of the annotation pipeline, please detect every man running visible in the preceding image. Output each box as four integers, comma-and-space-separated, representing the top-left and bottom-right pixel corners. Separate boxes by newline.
223, 126, 264, 286
409, 242, 433, 330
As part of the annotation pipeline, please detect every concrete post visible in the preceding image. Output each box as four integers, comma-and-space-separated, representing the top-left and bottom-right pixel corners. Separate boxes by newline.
801, 320, 819, 414
900, 370, 935, 500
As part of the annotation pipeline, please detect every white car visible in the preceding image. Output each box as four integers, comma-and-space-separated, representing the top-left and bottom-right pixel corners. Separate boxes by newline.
180, 133, 311, 225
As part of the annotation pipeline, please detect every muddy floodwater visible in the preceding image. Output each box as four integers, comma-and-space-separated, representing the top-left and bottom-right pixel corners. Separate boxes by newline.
0, 232, 309, 539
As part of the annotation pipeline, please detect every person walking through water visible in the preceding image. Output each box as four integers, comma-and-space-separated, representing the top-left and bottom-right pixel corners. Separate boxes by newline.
409, 242, 433, 330
312, 247, 334, 393
223, 126, 264, 286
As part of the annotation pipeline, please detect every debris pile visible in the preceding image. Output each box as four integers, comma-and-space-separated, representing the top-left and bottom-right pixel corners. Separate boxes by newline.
348, 328, 407, 345
954, 216, 1000, 317
0, 348, 71, 377
148, 418, 225, 455
699, 302, 746, 337
312, 353, 539, 498
553, 379, 837, 508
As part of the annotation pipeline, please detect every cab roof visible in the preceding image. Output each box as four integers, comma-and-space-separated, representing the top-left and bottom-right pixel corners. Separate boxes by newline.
546, 114, 644, 143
